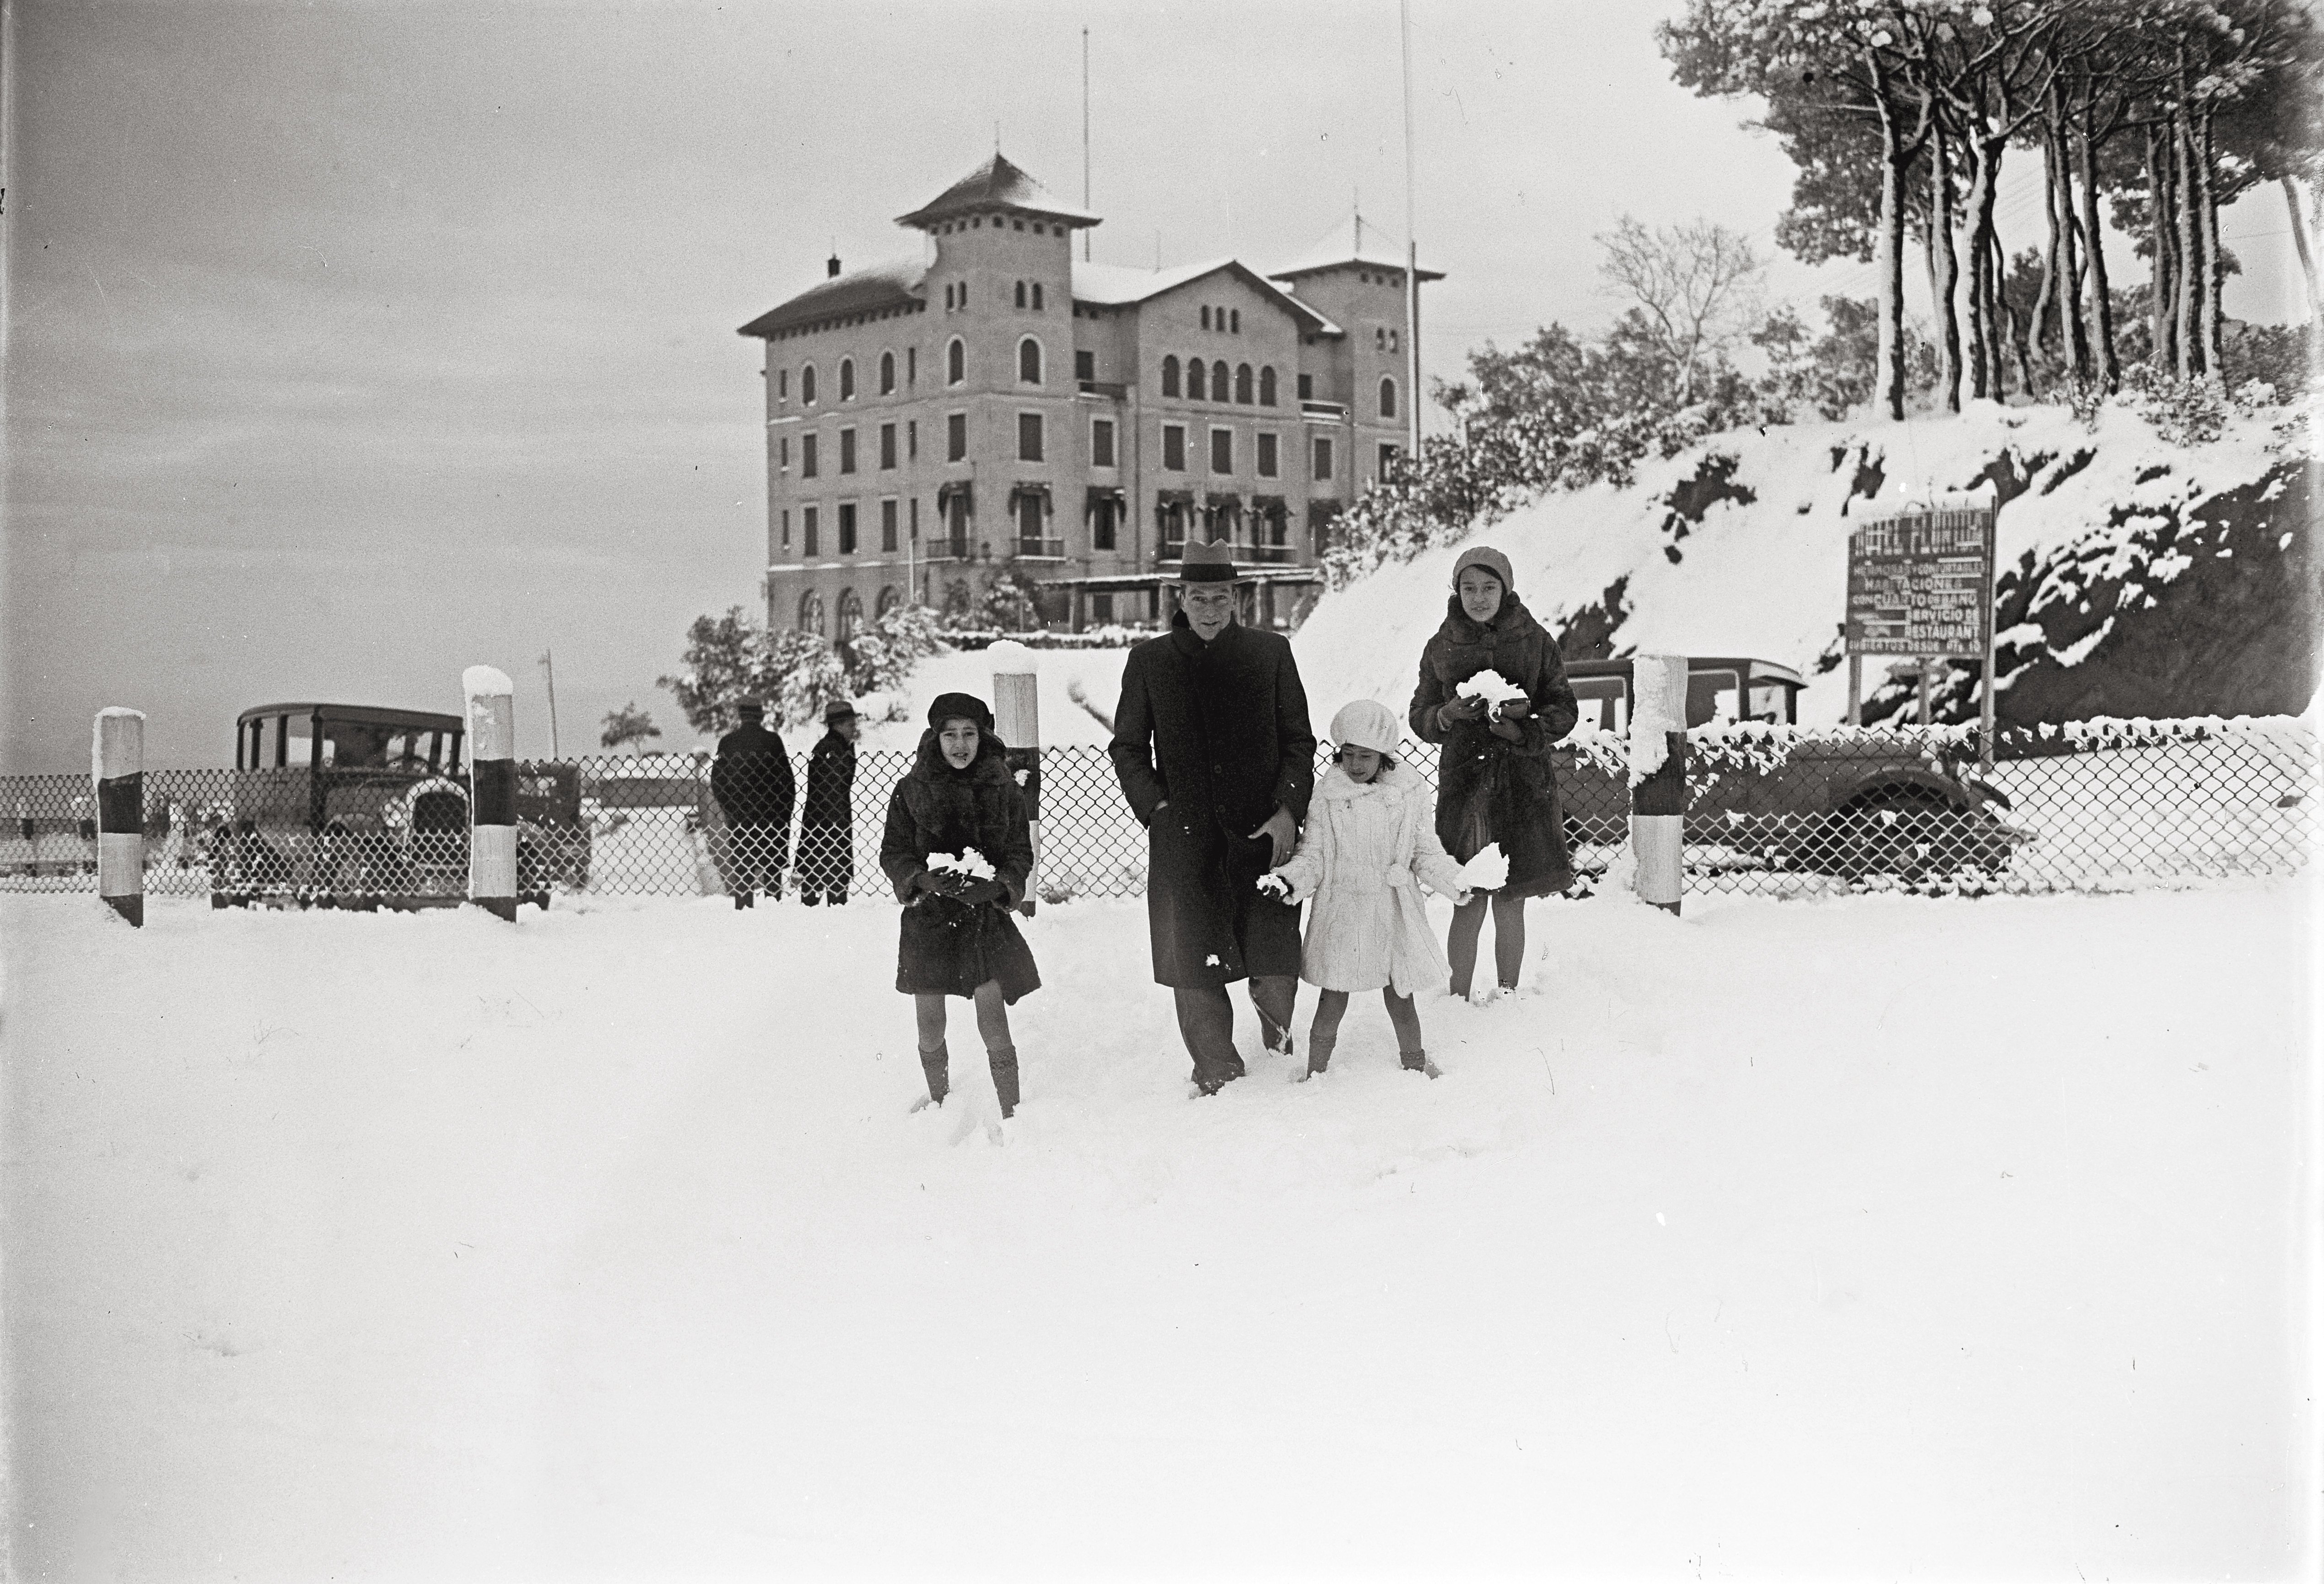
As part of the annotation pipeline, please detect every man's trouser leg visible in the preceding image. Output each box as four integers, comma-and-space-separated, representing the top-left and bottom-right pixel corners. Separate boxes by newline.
1172, 984, 1245, 1093
1250, 975, 1296, 1058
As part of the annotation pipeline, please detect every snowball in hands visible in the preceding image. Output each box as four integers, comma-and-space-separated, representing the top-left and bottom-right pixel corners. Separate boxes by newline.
1456, 842, 1510, 892
1254, 872, 1290, 898
1455, 670, 1529, 713
927, 848, 997, 881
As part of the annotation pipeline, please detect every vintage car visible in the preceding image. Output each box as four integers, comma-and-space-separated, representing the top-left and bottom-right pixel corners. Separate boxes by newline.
210, 703, 589, 907
1552, 656, 2018, 884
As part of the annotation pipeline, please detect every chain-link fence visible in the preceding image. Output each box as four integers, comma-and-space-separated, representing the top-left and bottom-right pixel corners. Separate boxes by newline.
3, 717, 2313, 904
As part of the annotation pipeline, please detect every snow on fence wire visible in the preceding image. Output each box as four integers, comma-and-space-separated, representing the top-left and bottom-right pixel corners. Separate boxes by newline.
3, 718, 2313, 903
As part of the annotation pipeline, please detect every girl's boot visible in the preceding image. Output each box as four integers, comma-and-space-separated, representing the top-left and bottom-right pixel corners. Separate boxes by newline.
987, 1044, 1019, 1119
914, 1042, 950, 1110
1301, 1032, 1337, 1081
1400, 1047, 1442, 1079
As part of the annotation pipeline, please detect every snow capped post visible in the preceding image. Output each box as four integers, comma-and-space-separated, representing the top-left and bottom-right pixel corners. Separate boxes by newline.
1628, 654, 1688, 917
463, 666, 518, 922
987, 639, 1041, 916
93, 708, 146, 927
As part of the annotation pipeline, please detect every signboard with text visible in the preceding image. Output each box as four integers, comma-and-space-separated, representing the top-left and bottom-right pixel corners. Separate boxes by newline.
1845, 505, 1995, 659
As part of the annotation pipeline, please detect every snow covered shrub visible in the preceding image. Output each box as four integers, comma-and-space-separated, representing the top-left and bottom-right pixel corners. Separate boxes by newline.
2119, 366, 2228, 447
842, 601, 942, 695
764, 629, 849, 728
2058, 375, 2107, 432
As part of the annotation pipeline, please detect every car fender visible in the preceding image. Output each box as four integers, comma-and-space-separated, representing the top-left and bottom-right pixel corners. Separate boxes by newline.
1829, 764, 1983, 813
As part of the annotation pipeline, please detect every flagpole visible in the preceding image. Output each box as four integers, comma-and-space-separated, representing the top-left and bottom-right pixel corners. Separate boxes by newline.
538, 649, 560, 757
1401, 0, 1422, 456
1083, 27, 1093, 264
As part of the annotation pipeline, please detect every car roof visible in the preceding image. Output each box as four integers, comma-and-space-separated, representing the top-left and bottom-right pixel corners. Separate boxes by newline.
1564, 657, 1805, 687
236, 703, 466, 731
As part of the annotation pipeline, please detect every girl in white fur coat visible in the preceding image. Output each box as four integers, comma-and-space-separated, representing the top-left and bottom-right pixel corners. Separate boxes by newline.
1262, 700, 1473, 1078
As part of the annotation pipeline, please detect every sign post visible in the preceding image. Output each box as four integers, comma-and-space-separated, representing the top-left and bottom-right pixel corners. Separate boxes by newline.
1845, 499, 1997, 764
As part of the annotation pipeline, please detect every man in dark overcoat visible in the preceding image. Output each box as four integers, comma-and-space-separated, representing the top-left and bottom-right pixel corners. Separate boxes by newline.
709, 698, 794, 908
798, 697, 859, 906
1109, 541, 1315, 1094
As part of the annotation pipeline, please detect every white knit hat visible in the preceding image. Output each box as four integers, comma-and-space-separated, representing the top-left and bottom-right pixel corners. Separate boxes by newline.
1329, 699, 1401, 756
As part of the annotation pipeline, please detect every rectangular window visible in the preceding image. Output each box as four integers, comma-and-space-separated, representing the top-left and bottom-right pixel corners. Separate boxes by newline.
1091, 591, 1113, 624
909, 496, 919, 542
947, 413, 967, 462
1312, 436, 1333, 481
803, 505, 820, 557
780, 508, 791, 550
1091, 418, 1116, 468
907, 347, 917, 385
1075, 349, 1095, 383
908, 420, 918, 460
881, 498, 899, 552
838, 502, 857, 555
801, 433, 819, 479
779, 436, 790, 472
1378, 443, 1400, 477
839, 428, 857, 475
1019, 412, 1044, 463
1018, 492, 1044, 541
1256, 432, 1278, 478
880, 423, 897, 470
1162, 424, 1186, 471
1297, 373, 1314, 401
1210, 428, 1233, 475
1093, 499, 1116, 552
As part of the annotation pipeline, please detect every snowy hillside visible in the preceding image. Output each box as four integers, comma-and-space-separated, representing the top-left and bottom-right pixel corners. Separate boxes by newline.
1294, 399, 2315, 732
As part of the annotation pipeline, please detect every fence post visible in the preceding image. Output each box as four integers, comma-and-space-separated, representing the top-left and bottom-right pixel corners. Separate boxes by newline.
463, 666, 518, 921
988, 639, 1041, 916
1628, 654, 1687, 917
94, 708, 146, 926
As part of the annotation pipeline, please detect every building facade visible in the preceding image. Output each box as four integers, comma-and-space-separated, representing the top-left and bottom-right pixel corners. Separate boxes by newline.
739, 154, 1437, 643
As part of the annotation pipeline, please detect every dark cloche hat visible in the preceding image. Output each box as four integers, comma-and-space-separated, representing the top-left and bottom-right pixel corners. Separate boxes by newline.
824, 698, 858, 724
1178, 539, 1240, 584
734, 697, 766, 718
926, 691, 994, 733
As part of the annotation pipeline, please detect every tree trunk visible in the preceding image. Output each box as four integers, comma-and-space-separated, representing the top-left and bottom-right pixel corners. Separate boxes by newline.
2146, 119, 2175, 373
1930, 119, 1963, 412
2076, 95, 2119, 390
2195, 102, 2224, 378
2031, 124, 2061, 363
2282, 175, 2321, 321
1999, 229, 2037, 397
1872, 60, 1911, 422
2049, 83, 2092, 382
2173, 78, 2204, 377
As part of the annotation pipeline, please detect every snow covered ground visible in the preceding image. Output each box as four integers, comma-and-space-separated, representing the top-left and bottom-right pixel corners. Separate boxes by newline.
5, 881, 2318, 1580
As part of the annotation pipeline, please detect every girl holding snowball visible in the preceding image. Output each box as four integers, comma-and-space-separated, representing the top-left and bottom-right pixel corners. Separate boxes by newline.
1408, 545, 1580, 1004
1262, 700, 1475, 1078
879, 691, 1040, 1117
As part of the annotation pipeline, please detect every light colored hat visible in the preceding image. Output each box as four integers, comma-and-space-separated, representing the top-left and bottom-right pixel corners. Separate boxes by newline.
1329, 699, 1401, 756
1450, 544, 1515, 592
1178, 539, 1240, 583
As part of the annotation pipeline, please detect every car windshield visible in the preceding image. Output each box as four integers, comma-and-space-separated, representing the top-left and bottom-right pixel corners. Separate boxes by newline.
320, 721, 437, 771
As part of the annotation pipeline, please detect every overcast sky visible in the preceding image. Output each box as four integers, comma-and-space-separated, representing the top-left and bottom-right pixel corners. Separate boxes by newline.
3, 0, 2305, 770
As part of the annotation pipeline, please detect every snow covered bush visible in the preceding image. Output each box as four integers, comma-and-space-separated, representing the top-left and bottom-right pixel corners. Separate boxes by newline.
842, 601, 943, 696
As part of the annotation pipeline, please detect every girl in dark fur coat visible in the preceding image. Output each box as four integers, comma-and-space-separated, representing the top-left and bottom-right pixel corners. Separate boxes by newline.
879, 692, 1040, 1116
1408, 546, 1580, 1003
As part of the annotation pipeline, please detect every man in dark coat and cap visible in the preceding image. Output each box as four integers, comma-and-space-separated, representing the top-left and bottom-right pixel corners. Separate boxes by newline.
798, 697, 859, 906
709, 698, 795, 908
1109, 540, 1315, 1094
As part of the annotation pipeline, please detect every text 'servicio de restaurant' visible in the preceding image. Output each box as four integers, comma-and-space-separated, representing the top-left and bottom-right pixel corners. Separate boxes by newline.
740, 153, 1438, 643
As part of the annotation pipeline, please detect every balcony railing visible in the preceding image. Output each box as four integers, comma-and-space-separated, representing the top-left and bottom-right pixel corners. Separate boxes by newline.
925, 536, 974, 561
1077, 380, 1128, 399
1157, 540, 1184, 563
1300, 400, 1348, 419
1237, 544, 1299, 565
1013, 537, 1068, 561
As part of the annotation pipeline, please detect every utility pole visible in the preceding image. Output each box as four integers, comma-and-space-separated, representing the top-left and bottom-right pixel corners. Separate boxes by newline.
537, 650, 560, 758
1083, 28, 1093, 263
1400, 0, 1423, 457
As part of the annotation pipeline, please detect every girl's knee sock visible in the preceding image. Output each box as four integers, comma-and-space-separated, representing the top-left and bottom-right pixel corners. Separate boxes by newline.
985, 1043, 1019, 1117
918, 1039, 950, 1103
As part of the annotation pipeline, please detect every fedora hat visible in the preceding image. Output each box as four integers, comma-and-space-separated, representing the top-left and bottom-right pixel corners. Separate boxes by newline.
1177, 540, 1240, 584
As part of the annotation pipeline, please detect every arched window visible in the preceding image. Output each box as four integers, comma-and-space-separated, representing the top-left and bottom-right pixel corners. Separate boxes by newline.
1200, 306, 1211, 330
947, 338, 965, 385
1379, 377, 1398, 420
1032, 283, 1044, 309
1212, 361, 1229, 402
1235, 363, 1254, 404
836, 587, 863, 643
1161, 355, 1180, 398
1229, 309, 1240, 333
839, 358, 855, 401
876, 584, 900, 619
1018, 337, 1043, 384
879, 351, 895, 395
1014, 280, 1028, 308
777, 368, 789, 400
798, 589, 825, 635
1258, 366, 1277, 406
1187, 359, 1206, 400
801, 364, 818, 405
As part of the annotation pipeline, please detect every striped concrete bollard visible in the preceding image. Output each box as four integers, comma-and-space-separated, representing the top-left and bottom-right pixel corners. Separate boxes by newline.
1628, 653, 1688, 917
94, 707, 146, 926
463, 666, 518, 921
987, 640, 1040, 916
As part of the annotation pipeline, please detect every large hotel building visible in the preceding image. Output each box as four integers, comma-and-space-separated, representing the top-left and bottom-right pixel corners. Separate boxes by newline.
739, 154, 1436, 641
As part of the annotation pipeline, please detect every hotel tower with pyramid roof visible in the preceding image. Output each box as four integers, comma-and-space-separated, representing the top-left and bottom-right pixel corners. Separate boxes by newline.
739, 153, 1438, 639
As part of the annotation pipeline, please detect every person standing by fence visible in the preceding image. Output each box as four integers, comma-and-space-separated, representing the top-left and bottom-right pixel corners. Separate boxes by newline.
710, 699, 794, 909
1409, 546, 1579, 1004
1109, 540, 1316, 1096
798, 699, 858, 907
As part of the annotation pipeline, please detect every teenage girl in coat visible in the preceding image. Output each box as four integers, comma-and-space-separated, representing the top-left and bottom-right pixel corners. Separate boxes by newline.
1263, 700, 1473, 1078
879, 692, 1040, 1117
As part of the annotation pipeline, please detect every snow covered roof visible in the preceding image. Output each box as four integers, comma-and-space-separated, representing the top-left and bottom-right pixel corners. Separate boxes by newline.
1267, 213, 1445, 282
1071, 258, 1338, 333
737, 256, 928, 340
895, 152, 1101, 230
